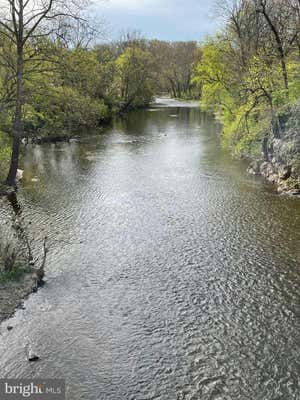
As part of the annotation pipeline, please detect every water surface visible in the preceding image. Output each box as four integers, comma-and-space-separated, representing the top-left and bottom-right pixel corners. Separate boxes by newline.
0, 99, 300, 400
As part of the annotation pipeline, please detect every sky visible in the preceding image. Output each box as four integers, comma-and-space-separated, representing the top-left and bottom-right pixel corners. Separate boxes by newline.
94, 0, 219, 42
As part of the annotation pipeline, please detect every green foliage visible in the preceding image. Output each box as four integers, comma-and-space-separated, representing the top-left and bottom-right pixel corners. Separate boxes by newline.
114, 47, 155, 110
193, 0, 300, 159
0, 34, 202, 167
26, 87, 109, 136
194, 37, 300, 155
0, 37, 162, 146
193, 40, 233, 111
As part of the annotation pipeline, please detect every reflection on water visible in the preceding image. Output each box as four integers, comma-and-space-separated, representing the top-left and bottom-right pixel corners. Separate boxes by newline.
0, 103, 300, 400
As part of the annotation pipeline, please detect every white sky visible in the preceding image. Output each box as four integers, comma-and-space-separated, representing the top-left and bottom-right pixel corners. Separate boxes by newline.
94, 0, 219, 41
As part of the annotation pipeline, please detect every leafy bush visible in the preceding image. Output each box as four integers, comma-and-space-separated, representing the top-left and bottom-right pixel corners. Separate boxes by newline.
25, 87, 110, 136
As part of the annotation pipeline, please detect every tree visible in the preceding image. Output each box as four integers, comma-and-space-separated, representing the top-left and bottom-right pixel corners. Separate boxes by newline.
0, 0, 92, 187
197, 0, 300, 156
215, 0, 261, 69
252, 0, 299, 93
115, 47, 155, 110
148, 40, 200, 98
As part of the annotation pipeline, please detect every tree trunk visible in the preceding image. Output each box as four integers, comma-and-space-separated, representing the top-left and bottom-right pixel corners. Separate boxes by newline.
6, 46, 24, 187
177, 82, 181, 98
262, 135, 269, 161
259, 3, 289, 93
279, 54, 289, 93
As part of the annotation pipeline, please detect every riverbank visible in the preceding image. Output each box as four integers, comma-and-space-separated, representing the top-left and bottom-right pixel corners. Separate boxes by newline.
0, 268, 44, 323
247, 158, 300, 197
0, 194, 45, 323
246, 106, 300, 197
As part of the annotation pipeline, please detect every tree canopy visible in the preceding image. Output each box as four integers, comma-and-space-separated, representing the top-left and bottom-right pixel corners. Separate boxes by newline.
194, 0, 300, 156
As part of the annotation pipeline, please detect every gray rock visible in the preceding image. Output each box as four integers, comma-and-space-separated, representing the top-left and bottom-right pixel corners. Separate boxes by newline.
28, 347, 40, 362
28, 352, 40, 362
278, 165, 291, 180
286, 189, 300, 196
247, 161, 261, 175
247, 104, 300, 195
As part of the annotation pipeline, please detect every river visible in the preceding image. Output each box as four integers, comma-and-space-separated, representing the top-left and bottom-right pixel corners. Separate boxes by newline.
0, 99, 300, 399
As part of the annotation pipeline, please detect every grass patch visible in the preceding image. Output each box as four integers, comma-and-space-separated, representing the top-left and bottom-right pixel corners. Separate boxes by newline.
0, 266, 32, 285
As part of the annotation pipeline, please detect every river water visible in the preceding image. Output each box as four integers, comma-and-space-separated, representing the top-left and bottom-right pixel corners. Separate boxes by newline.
0, 99, 300, 400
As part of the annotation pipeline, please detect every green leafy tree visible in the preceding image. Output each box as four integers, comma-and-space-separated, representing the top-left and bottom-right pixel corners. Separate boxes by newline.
114, 47, 155, 111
